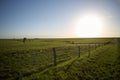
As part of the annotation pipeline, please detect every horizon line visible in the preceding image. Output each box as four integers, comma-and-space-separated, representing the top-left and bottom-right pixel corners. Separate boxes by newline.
0, 37, 120, 39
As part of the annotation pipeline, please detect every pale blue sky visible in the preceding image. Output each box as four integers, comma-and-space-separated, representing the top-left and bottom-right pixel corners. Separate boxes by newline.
0, 0, 120, 38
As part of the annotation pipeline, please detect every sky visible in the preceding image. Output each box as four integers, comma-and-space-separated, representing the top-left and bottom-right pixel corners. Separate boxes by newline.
0, 0, 120, 38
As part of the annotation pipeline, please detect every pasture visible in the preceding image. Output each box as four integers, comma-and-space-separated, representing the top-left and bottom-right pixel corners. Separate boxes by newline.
0, 38, 119, 80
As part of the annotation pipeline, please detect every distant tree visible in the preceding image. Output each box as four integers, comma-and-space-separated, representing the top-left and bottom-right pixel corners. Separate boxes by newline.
23, 37, 27, 43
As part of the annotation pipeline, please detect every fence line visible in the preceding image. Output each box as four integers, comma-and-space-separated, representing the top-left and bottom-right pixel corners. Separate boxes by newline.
53, 48, 57, 66
78, 46, 80, 58
88, 45, 91, 58
51, 43, 110, 66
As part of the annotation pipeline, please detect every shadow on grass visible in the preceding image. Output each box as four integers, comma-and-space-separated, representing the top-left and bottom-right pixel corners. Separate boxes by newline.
64, 58, 78, 73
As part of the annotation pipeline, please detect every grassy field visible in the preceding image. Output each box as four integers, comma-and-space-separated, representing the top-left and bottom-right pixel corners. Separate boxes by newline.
0, 38, 119, 80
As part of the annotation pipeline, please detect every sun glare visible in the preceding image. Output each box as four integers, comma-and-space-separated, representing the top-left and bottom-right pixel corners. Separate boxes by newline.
75, 14, 104, 37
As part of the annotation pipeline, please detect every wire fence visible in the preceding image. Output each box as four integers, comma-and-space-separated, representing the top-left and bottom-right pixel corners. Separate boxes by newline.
0, 42, 110, 80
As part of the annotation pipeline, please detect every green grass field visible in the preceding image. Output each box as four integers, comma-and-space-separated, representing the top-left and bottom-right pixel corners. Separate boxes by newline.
0, 38, 119, 80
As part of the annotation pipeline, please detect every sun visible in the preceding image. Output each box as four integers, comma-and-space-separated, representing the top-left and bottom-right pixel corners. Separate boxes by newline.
75, 14, 104, 37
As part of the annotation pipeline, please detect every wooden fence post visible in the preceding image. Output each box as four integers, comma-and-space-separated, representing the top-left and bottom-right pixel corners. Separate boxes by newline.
53, 48, 57, 66
78, 46, 80, 58
95, 43, 96, 50
88, 45, 90, 58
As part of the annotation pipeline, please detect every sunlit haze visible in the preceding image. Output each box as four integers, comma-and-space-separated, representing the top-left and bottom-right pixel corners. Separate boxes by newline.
75, 13, 104, 37
0, 0, 120, 38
